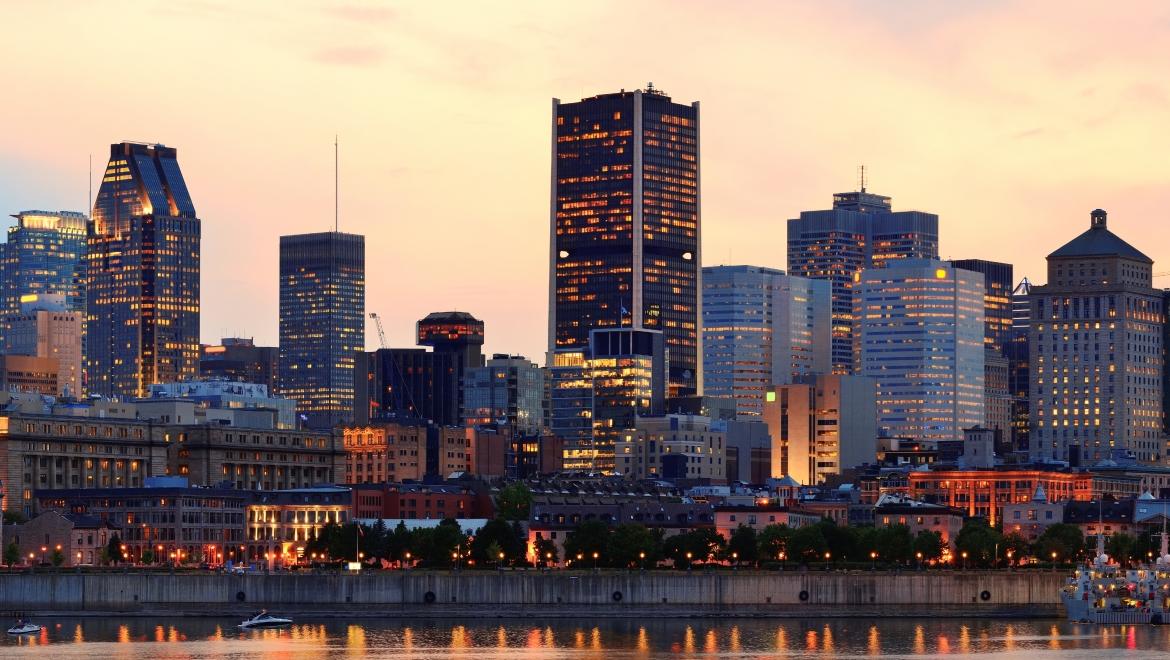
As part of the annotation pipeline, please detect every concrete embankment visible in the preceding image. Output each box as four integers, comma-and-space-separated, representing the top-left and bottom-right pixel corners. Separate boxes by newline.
0, 570, 1067, 618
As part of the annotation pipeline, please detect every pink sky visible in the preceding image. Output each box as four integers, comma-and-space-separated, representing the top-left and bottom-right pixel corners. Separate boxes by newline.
3, 1, 1170, 363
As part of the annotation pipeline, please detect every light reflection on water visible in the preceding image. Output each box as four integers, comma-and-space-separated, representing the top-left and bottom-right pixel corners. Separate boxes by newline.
0, 618, 1167, 657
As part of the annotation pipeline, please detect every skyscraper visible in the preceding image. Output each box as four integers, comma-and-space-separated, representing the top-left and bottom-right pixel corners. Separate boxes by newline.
949, 259, 1014, 355
3, 293, 83, 396
701, 265, 831, 418
279, 232, 364, 427
1008, 277, 1033, 450
463, 354, 550, 434
854, 259, 985, 441
787, 188, 938, 373
548, 85, 700, 397
417, 310, 486, 420
1028, 209, 1163, 464
88, 142, 201, 399
0, 210, 87, 352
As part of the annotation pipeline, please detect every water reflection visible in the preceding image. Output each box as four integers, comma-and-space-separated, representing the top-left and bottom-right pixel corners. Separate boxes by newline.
1, 617, 1169, 656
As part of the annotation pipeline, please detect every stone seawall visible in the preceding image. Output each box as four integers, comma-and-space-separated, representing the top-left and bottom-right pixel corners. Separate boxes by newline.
0, 571, 1068, 618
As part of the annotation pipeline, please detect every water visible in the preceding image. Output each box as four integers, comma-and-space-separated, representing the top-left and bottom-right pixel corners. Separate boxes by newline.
0, 617, 1167, 657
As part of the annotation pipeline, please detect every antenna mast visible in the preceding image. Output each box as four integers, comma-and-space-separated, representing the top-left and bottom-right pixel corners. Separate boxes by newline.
857, 164, 867, 193
334, 135, 339, 232
88, 155, 92, 216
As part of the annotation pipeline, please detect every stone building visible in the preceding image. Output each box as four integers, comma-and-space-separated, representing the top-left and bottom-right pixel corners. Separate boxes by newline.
166, 423, 342, 491
1, 510, 117, 566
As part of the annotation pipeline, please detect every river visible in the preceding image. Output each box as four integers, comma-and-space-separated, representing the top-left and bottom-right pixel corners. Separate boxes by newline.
0, 617, 1166, 657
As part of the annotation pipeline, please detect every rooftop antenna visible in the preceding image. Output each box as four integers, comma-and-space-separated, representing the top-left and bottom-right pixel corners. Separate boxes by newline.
88, 155, 92, 216
334, 135, 339, 232
857, 164, 867, 193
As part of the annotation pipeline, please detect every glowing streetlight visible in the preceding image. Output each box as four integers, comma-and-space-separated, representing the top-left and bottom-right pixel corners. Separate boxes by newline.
825, 551, 831, 572
916, 551, 923, 571
639, 551, 646, 571
870, 551, 877, 571
962, 551, 968, 571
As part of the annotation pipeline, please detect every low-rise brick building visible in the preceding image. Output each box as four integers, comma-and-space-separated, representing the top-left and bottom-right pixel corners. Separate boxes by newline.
351, 482, 491, 520
1, 510, 117, 566
244, 486, 352, 566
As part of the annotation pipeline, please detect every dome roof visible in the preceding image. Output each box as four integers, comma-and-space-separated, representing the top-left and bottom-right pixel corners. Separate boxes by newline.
1048, 209, 1151, 262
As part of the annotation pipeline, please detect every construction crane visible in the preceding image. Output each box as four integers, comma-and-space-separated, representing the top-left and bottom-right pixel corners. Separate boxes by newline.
369, 312, 387, 349
1155, 271, 1170, 278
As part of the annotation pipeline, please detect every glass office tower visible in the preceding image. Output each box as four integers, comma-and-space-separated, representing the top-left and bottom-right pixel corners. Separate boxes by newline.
949, 259, 1014, 355
0, 211, 88, 352
1007, 277, 1032, 450
88, 142, 201, 399
854, 259, 985, 441
548, 85, 700, 397
279, 232, 364, 428
787, 189, 938, 374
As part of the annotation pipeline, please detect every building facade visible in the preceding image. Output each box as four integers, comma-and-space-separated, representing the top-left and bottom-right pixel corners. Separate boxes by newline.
0, 210, 87, 354
200, 337, 279, 391
0, 510, 116, 567
787, 188, 939, 374
245, 486, 351, 565
1008, 277, 1033, 450
145, 379, 296, 429
165, 424, 341, 491
950, 259, 1014, 355
88, 142, 200, 399
462, 354, 549, 433
854, 259, 985, 442
351, 482, 488, 520
4, 294, 83, 396
1028, 210, 1163, 464
0, 355, 59, 395
614, 414, 726, 482
701, 265, 831, 418
549, 86, 700, 398
354, 349, 460, 427
278, 231, 364, 428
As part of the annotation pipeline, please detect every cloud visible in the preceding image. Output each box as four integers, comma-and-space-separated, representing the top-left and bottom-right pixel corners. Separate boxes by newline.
313, 46, 383, 67
324, 5, 395, 23
1015, 128, 1043, 138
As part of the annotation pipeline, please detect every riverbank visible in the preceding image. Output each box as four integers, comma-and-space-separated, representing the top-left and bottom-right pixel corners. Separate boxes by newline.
0, 570, 1067, 618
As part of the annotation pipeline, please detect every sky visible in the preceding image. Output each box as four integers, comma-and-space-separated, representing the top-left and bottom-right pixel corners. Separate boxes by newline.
3, 1, 1170, 363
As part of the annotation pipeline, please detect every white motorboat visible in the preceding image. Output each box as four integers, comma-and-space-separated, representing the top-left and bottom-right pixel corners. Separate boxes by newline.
7, 620, 43, 635
239, 611, 293, 628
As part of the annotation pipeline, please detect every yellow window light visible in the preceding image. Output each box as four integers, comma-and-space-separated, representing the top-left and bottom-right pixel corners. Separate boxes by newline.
936, 269, 947, 279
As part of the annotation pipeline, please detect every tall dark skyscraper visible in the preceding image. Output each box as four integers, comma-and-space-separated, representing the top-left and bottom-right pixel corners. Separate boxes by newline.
548, 85, 700, 397
1008, 277, 1032, 449
787, 187, 938, 373
88, 142, 200, 399
279, 232, 364, 428
949, 259, 1014, 355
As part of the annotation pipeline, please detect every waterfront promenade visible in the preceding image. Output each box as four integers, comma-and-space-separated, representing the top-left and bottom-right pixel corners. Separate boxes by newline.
0, 570, 1066, 618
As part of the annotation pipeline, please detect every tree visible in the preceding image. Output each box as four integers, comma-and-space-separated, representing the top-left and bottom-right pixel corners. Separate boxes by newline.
820, 521, 861, 562
687, 527, 727, 563
3, 541, 19, 572
470, 517, 525, 564
607, 523, 660, 568
141, 548, 155, 565
727, 525, 759, 565
955, 520, 1004, 568
534, 536, 558, 566
410, 518, 470, 567
497, 483, 533, 521
875, 524, 915, 564
385, 521, 413, 563
1106, 532, 1139, 567
562, 519, 611, 566
98, 547, 111, 566
106, 534, 123, 565
912, 530, 945, 563
1002, 532, 1031, 564
1032, 523, 1084, 565
757, 523, 790, 562
49, 547, 66, 568
3, 510, 28, 525
787, 525, 828, 563
368, 519, 389, 560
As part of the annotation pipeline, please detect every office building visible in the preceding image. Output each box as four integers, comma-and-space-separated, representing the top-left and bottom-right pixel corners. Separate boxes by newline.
614, 414, 726, 482
143, 379, 296, 429
854, 259, 985, 442
949, 259, 1014, 355
787, 187, 939, 373
88, 142, 201, 399
354, 349, 459, 427
0, 355, 59, 394
164, 423, 341, 491
1028, 209, 1164, 464
3, 293, 82, 396
244, 486, 352, 566
278, 232, 364, 428
761, 374, 878, 485
701, 265, 831, 418
418, 311, 485, 421
552, 328, 667, 472
462, 354, 550, 433
714, 418, 771, 484
200, 338, 279, 391
0, 210, 87, 353
1008, 277, 1033, 450
549, 86, 700, 397
984, 352, 1012, 439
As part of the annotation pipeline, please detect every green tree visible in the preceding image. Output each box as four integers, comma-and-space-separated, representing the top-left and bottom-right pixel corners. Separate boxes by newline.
912, 530, 945, 563
106, 534, 123, 565
534, 536, 558, 566
470, 517, 525, 564
563, 519, 611, 566
1106, 532, 1139, 567
821, 520, 861, 561
386, 521, 413, 563
607, 523, 660, 568
787, 524, 829, 563
497, 483, 533, 521
1032, 523, 1085, 565
1002, 532, 1031, 564
3, 509, 29, 525
98, 547, 111, 566
49, 546, 66, 567
368, 519, 389, 560
757, 523, 790, 563
727, 524, 759, 565
486, 541, 504, 566
955, 520, 1004, 567
875, 524, 915, 564
687, 527, 727, 563
140, 548, 155, 565
3, 541, 20, 572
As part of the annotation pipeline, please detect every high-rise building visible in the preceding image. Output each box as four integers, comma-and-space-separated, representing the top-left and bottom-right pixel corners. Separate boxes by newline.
88, 142, 201, 399
417, 311, 485, 421
462, 354, 550, 434
787, 188, 938, 373
354, 349, 459, 427
200, 338, 279, 391
1028, 209, 1163, 464
548, 86, 700, 397
1008, 277, 1033, 450
949, 259, 1014, 355
0, 211, 87, 353
278, 232, 364, 428
3, 293, 82, 396
854, 259, 985, 441
614, 414, 726, 482
551, 328, 666, 472
701, 265, 831, 418
762, 374, 878, 485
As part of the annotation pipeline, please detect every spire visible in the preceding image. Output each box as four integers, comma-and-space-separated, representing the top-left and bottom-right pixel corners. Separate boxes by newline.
1031, 483, 1048, 503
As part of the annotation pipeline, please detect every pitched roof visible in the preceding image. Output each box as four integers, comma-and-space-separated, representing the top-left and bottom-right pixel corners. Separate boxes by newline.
1048, 210, 1151, 262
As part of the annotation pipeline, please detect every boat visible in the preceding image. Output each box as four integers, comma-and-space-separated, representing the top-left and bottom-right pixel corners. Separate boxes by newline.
7, 620, 43, 635
238, 611, 293, 628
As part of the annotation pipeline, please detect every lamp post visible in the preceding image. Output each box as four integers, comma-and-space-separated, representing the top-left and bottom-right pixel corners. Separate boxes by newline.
499, 551, 506, 572
405, 552, 412, 571
76, 551, 81, 567
40, 546, 46, 564
1052, 551, 1057, 572
778, 552, 785, 573
1006, 550, 1013, 572
157, 545, 163, 566
870, 551, 877, 572
639, 551, 645, 573
916, 552, 922, 572
686, 551, 693, 574
452, 551, 459, 571
825, 552, 831, 573
732, 552, 738, 574
592, 551, 599, 572
962, 551, 968, 571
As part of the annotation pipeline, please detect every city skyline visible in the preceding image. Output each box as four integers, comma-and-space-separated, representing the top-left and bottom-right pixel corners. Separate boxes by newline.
5, 3, 1170, 365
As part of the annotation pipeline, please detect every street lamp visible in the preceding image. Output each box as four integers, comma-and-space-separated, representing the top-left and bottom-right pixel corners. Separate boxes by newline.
778, 551, 785, 573
916, 551, 922, 572
870, 551, 877, 572
499, 551, 506, 571
962, 551, 968, 571
592, 551, 599, 571
686, 551, 693, 573
639, 551, 645, 572
825, 551, 831, 572
732, 551, 738, 573
40, 546, 46, 564
1052, 551, 1058, 572
1006, 550, 1013, 572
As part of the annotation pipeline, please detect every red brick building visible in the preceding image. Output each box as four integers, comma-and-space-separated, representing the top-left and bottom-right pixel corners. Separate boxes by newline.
351, 482, 492, 520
